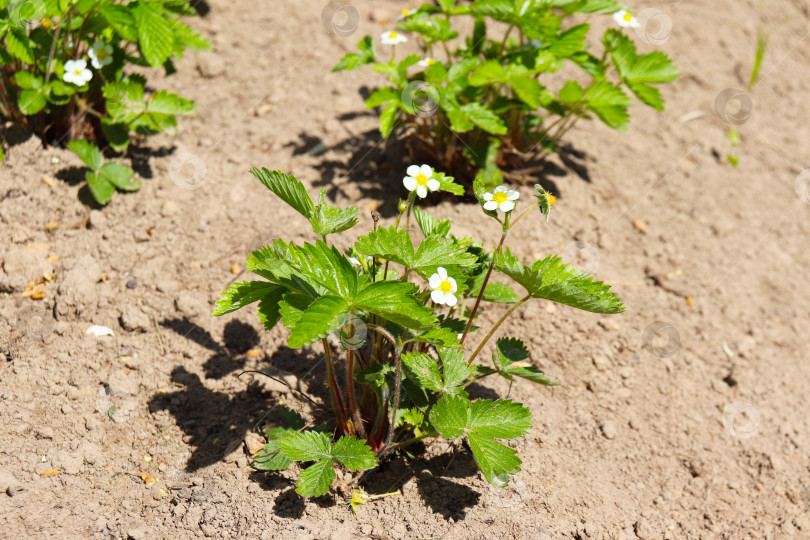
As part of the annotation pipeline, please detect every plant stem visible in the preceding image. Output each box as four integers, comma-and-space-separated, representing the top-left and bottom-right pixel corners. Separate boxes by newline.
509, 203, 540, 230
44, 22, 63, 85
382, 346, 403, 453
389, 430, 439, 451
498, 23, 515, 56
323, 338, 349, 434
346, 315, 367, 439
460, 230, 508, 347
467, 294, 531, 365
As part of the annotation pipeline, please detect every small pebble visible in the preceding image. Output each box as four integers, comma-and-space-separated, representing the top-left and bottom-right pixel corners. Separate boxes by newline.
601, 421, 618, 440
1, 393, 9, 400
126, 279, 138, 289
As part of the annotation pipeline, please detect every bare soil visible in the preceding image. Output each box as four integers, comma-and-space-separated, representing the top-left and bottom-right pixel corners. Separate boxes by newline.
1, 1, 809, 538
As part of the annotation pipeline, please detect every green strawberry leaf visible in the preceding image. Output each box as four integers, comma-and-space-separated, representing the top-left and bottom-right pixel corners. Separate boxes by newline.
250, 168, 315, 219
494, 248, 624, 313
295, 458, 336, 497
213, 281, 285, 316
67, 140, 103, 171
99, 162, 140, 192
331, 436, 377, 471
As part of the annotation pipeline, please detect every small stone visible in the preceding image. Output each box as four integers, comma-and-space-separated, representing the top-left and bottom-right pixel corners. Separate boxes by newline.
592, 354, 611, 371
126, 279, 138, 289
601, 421, 618, 440
244, 432, 264, 456
360, 524, 372, 535
1, 393, 9, 400
369, 9, 391, 24
88, 210, 107, 230
161, 200, 179, 217
197, 56, 226, 78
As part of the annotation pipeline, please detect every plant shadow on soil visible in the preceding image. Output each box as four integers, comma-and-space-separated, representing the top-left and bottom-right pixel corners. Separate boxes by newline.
285, 98, 592, 217
152, 317, 489, 520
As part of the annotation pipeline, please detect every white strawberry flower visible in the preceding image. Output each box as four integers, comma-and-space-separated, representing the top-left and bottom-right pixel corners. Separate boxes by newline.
88, 41, 113, 69
429, 267, 458, 306
418, 57, 437, 68
348, 257, 361, 268
381, 31, 408, 45
403, 164, 439, 198
63, 59, 92, 86
483, 186, 519, 213
398, 8, 415, 19
613, 10, 640, 28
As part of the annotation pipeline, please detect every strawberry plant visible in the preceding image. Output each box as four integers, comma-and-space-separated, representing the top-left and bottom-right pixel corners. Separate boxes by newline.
0, 0, 208, 203
214, 164, 624, 501
334, 0, 679, 186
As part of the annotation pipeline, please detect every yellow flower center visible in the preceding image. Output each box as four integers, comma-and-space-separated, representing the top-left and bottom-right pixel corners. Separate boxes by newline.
389, 32, 398, 39
401, 9, 410, 16
623, 12, 632, 22
98, 49, 108, 59
73, 69, 82, 76
492, 191, 508, 204
415, 173, 428, 186
548, 194, 556, 206
439, 280, 453, 294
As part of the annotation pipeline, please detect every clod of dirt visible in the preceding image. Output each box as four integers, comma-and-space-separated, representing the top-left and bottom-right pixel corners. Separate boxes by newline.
88, 210, 107, 230
120, 305, 151, 333
2, 248, 53, 292
36, 426, 55, 440
57, 254, 102, 318
0, 471, 23, 497
56, 450, 83, 475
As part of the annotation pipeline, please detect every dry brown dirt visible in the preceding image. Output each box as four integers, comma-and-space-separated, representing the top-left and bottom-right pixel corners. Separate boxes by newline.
1, 0, 810, 539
